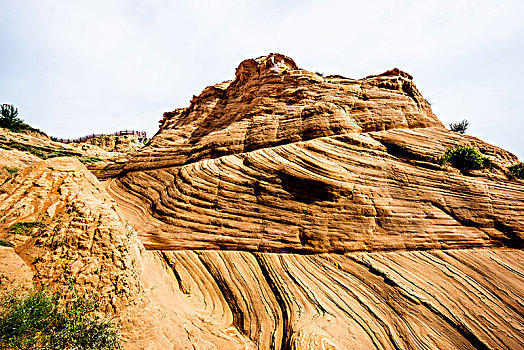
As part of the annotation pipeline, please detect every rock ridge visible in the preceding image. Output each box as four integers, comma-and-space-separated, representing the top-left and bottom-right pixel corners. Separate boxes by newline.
103, 54, 523, 254
129, 53, 442, 173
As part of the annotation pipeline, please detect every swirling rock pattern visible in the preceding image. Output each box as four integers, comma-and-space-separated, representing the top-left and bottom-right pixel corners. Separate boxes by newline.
108, 54, 523, 252
109, 129, 524, 252
102, 54, 524, 348
0, 159, 257, 349
1, 55, 523, 349
157, 248, 524, 350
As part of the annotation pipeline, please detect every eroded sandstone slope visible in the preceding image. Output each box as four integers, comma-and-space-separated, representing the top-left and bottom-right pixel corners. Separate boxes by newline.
1, 54, 523, 350
0, 158, 256, 349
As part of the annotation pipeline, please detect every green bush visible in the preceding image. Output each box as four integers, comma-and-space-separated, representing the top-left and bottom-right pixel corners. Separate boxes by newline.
0, 288, 121, 349
509, 162, 524, 179
3, 166, 19, 175
0, 239, 14, 247
439, 145, 492, 172
9, 221, 45, 235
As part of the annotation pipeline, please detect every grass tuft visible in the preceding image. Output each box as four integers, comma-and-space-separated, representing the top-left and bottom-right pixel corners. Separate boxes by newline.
0, 239, 13, 247
9, 221, 45, 235
78, 156, 103, 164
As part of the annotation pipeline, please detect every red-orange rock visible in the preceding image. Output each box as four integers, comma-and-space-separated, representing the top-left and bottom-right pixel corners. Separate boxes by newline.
107, 54, 522, 253
1, 54, 523, 350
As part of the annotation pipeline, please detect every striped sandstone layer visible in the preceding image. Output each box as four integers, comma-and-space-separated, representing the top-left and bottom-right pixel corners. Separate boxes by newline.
107, 54, 523, 252
1, 54, 522, 349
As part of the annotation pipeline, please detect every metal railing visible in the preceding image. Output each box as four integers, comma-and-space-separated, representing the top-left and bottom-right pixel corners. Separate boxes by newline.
57, 130, 147, 144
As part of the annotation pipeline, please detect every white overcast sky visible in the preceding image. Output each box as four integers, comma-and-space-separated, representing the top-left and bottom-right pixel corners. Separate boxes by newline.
1, 0, 523, 159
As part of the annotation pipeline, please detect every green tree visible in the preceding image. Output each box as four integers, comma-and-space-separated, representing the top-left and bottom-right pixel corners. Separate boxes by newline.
0, 104, 25, 130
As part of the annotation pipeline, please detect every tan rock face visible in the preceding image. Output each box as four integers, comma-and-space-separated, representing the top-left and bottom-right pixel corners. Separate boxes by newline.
109, 54, 523, 253
83, 134, 146, 153
0, 158, 256, 349
130, 53, 442, 171
0, 158, 140, 311
0, 127, 127, 181
1, 54, 523, 350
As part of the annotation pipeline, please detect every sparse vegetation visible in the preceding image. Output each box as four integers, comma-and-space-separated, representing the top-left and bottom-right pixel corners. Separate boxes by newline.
9, 221, 45, 235
439, 145, 492, 172
138, 137, 149, 146
449, 119, 470, 134
78, 156, 103, 164
4, 142, 73, 159
0, 239, 13, 247
0, 287, 121, 349
3, 166, 19, 175
508, 162, 524, 179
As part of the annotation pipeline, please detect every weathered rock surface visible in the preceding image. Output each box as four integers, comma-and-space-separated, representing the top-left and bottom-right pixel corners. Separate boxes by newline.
83, 134, 146, 153
131, 54, 442, 172
0, 158, 256, 349
109, 54, 523, 252
1, 54, 523, 349
0, 127, 129, 179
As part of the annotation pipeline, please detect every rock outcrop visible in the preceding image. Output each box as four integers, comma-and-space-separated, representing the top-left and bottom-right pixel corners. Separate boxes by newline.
0, 126, 133, 182
83, 134, 146, 153
136, 54, 442, 171
0, 158, 256, 349
109, 54, 523, 253
1, 54, 523, 349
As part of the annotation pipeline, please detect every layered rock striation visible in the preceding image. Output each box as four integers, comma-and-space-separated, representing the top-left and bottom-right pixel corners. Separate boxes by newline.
108, 54, 523, 253
2, 54, 523, 349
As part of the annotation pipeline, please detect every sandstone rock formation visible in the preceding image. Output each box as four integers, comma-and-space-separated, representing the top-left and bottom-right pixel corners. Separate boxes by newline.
109, 54, 523, 253
1, 54, 523, 349
0, 126, 130, 181
83, 134, 147, 153
0, 158, 255, 349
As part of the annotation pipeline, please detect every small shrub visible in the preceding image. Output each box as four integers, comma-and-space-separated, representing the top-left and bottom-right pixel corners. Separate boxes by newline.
9, 221, 45, 235
78, 156, 103, 164
509, 162, 524, 179
0, 287, 121, 349
439, 145, 492, 172
138, 137, 149, 146
0, 239, 13, 247
3, 166, 19, 175
449, 119, 470, 134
